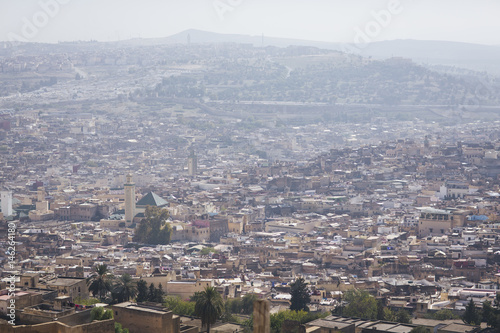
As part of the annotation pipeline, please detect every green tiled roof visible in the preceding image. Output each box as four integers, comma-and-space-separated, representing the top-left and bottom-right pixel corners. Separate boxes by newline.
136, 192, 168, 207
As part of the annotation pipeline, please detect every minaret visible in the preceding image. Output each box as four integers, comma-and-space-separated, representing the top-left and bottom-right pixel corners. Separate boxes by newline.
124, 174, 135, 225
35, 187, 49, 212
188, 149, 197, 177
37, 187, 45, 202
1, 191, 13, 217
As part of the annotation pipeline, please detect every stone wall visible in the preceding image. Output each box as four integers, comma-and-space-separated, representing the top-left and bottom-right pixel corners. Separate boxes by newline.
0, 318, 114, 333
112, 303, 176, 333
57, 308, 92, 326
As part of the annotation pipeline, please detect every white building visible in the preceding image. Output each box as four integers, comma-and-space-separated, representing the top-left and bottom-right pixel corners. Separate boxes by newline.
1, 191, 13, 217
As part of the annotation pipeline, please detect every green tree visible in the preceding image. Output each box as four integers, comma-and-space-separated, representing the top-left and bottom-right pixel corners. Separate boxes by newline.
133, 206, 172, 245
482, 300, 500, 329
383, 308, 395, 321
148, 283, 157, 302
115, 322, 130, 333
154, 283, 164, 303
91, 306, 113, 321
269, 310, 328, 333
200, 247, 218, 256
494, 294, 500, 309
221, 302, 240, 323
428, 309, 459, 320
376, 299, 386, 320
87, 264, 113, 302
136, 280, 148, 303
243, 315, 254, 333
289, 278, 311, 311
91, 306, 104, 321
190, 291, 205, 303
164, 296, 196, 316
409, 326, 430, 333
112, 274, 137, 303
225, 297, 242, 314
482, 301, 495, 327
395, 309, 412, 324
101, 309, 113, 319
73, 296, 100, 306
342, 290, 377, 320
194, 286, 224, 333
241, 293, 258, 314
223, 293, 258, 318
462, 299, 480, 326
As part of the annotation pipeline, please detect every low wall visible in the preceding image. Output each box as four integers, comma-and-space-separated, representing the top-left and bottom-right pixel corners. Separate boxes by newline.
0, 318, 114, 333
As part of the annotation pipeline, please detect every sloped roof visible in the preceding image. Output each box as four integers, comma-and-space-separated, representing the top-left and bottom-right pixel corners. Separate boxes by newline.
136, 192, 168, 207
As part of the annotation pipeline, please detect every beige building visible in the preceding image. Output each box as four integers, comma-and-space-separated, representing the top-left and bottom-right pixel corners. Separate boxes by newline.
112, 302, 198, 333
0, 290, 44, 316
171, 222, 210, 242
28, 187, 54, 221
438, 181, 471, 200
45, 277, 89, 300
165, 279, 213, 300
228, 220, 244, 234
417, 207, 469, 237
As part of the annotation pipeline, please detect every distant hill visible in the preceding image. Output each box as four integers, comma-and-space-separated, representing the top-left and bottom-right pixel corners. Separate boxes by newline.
356, 40, 500, 75
3, 29, 499, 75
121, 28, 341, 49
121, 29, 500, 75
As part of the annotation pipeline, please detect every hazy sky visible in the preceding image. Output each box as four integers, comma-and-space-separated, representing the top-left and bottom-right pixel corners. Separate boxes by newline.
1, 0, 499, 45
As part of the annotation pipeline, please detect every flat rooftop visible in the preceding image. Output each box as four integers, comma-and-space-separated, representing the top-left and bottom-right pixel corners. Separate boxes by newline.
113, 302, 170, 315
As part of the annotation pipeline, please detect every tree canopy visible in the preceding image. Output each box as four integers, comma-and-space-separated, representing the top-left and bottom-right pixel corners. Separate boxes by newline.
342, 289, 378, 320
289, 278, 311, 312
424, 309, 459, 320
112, 274, 137, 303
87, 264, 113, 302
91, 306, 113, 321
133, 206, 172, 245
114, 322, 130, 333
194, 286, 224, 333
225, 293, 258, 315
243, 310, 328, 333
136, 279, 148, 303
164, 296, 196, 316
462, 299, 481, 326
270, 310, 328, 333
409, 326, 430, 333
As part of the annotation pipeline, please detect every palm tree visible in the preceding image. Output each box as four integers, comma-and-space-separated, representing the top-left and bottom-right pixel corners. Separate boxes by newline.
136, 279, 148, 302
194, 286, 224, 333
112, 274, 137, 303
87, 264, 113, 302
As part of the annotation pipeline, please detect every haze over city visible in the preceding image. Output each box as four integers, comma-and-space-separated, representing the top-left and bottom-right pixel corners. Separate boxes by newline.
1, 0, 500, 45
